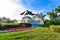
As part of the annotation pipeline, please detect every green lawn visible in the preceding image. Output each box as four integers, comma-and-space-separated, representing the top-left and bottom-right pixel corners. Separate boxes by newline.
0, 27, 60, 40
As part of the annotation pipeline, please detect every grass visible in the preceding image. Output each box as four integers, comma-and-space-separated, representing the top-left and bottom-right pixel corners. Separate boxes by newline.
50, 25, 60, 33
0, 27, 60, 40
50, 25, 60, 27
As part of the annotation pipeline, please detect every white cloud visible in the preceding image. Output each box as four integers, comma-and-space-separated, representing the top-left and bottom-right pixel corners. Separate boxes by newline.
0, 0, 26, 20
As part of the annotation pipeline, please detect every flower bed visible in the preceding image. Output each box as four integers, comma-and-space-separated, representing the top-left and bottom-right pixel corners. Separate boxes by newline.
0, 23, 32, 32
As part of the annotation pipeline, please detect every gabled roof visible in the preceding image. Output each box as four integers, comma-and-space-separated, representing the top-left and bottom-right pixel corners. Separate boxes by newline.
22, 16, 32, 20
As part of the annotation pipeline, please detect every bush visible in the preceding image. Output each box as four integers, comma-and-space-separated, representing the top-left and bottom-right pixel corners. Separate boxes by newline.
50, 20, 60, 25
50, 25, 60, 33
44, 20, 50, 27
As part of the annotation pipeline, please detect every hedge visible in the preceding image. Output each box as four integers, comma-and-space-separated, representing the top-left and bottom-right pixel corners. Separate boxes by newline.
0, 23, 32, 30
0, 23, 21, 30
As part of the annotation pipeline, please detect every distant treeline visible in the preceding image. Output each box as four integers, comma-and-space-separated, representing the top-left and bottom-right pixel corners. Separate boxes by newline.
0, 17, 17, 23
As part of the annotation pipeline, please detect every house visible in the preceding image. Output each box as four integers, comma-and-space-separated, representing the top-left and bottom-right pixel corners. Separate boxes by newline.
32, 13, 44, 26
56, 13, 60, 20
21, 13, 44, 27
56, 16, 60, 20
32, 13, 44, 24
21, 16, 32, 23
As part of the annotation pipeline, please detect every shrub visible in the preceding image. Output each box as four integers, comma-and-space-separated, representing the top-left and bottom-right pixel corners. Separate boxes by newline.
50, 25, 60, 33
44, 20, 50, 27
50, 20, 60, 25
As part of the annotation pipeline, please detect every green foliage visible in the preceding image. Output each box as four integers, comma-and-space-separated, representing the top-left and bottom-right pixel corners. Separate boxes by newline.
0, 23, 20, 29
44, 20, 50, 27
50, 20, 60, 25
50, 25, 60, 33
55, 6, 60, 13
44, 20, 50, 25
47, 6, 60, 25
47, 11, 57, 19
43, 19, 60, 26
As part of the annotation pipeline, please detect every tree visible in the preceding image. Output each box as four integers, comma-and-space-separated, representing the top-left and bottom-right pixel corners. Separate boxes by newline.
47, 10, 57, 20
13, 19, 17, 22
47, 6, 60, 25
3, 17, 7, 20
55, 6, 60, 13
44, 19, 50, 27
36, 13, 46, 21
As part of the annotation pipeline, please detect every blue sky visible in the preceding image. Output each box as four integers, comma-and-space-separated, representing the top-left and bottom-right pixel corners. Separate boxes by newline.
21, 0, 60, 13
20, 0, 60, 19
0, 0, 60, 20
